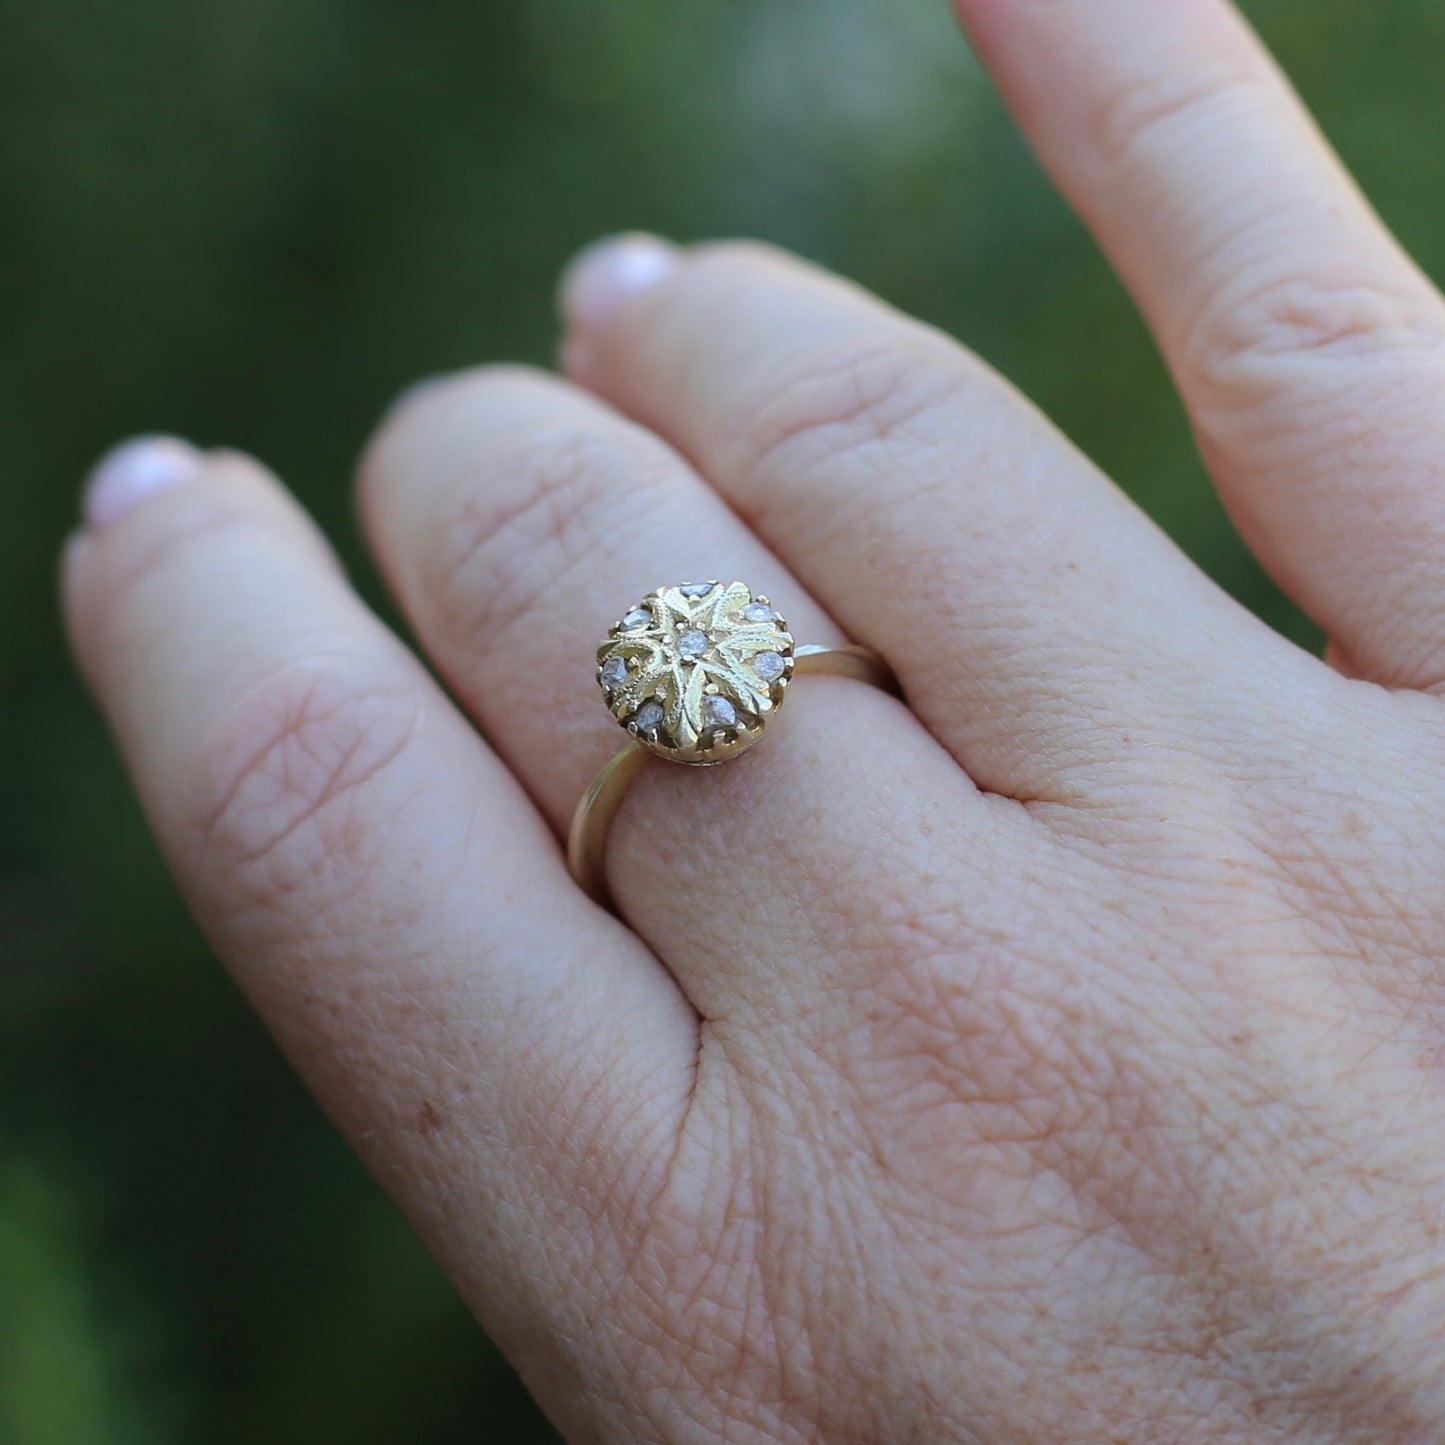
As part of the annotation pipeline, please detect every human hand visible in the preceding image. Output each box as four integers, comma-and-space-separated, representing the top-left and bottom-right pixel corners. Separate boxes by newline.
63, 0, 1445, 1439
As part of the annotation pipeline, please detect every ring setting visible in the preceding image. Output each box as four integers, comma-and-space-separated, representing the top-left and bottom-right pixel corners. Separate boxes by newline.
568, 579, 897, 909
596, 580, 794, 764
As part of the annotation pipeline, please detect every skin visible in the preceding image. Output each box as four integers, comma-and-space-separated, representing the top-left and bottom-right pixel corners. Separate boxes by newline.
60, 0, 1445, 1440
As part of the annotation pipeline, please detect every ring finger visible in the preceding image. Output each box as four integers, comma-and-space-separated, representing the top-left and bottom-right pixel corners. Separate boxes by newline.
358, 367, 994, 1019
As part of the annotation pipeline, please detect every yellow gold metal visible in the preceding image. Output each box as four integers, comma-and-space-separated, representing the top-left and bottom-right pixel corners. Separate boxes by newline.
593, 580, 797, 765
568, 579, 897, 909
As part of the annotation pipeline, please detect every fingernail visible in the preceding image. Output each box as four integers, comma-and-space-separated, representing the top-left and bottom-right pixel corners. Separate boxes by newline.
83, 436, 202, 529
560, 233, 679, 333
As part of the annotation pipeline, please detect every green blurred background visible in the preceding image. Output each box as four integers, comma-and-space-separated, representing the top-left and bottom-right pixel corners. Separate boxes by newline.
1, 0, 1440, 1439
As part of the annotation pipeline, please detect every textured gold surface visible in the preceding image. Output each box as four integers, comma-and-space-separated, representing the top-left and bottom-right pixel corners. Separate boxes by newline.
595, 580, 795, 764
570, 580, 898, 910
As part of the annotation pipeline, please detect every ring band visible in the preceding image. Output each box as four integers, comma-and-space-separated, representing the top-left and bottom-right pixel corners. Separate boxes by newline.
567, 581, 897, 909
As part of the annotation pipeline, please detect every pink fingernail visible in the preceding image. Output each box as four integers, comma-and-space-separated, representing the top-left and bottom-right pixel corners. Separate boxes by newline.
83, 436, 201, 529
560, 233, 679, 332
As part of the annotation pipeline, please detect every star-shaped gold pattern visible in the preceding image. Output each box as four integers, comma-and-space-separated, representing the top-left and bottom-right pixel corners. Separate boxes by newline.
595, 581, 795, 763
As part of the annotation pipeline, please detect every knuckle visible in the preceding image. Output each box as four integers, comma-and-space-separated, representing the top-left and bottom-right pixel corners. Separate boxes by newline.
424, 421, 683, 647
728, 337, 972, 492
187, 653, 424, 910
1092, 65, 1257, 178
1183, 268, 1445, 403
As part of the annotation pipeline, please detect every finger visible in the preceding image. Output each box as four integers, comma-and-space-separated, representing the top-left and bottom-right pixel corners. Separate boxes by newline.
952, 0, 1445, 690
62, 438, 697, 1430
559, 237, 1310, 804
362, 367, 848, 830
359, 367, 995, 1018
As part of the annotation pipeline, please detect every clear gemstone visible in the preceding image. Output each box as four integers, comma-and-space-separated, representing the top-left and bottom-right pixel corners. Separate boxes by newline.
704, 695, 738, 728
743, 601, 774, 624
678, 628, 709, 658
752, 651, 786, 682
633, 701, 665, 732
621, 607, 651, 629
599, 656, 629, 689
679, 582, 714, 598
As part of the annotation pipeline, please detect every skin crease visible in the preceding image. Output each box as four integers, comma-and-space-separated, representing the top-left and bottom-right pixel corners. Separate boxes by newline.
60, 0, 1445, 1442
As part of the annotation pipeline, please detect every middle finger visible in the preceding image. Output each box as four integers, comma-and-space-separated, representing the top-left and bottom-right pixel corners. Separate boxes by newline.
562, 238, 1318, 805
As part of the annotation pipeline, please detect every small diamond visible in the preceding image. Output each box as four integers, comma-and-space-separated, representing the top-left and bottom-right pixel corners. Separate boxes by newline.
678, 628, 709, 658
704, 695, 738, 728
679, 582, 714, 598
742, 601, 774, 624
599, 656, 629, 689
633, 701, 665, 732
621, 607, 651, 629
752, 651, 786, 682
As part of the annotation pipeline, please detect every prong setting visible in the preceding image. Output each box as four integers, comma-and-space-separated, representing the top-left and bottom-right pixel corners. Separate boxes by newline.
595, 581, 796, 764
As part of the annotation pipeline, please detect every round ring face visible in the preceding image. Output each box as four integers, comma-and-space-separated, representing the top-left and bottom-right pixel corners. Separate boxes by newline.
595, 581, 795, 764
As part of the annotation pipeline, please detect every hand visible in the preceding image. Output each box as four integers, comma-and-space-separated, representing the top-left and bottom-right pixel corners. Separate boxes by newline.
63, 1, 1445, 1440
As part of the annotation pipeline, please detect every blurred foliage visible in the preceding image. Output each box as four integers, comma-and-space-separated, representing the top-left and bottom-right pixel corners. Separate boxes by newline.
1, 0, 1443, 1439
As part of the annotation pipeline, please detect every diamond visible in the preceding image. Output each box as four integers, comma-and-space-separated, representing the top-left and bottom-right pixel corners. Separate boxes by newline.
679, 582, 714, 598
678, 628, 709, 658
752, 651, 786, 682
599, 656, 629, 689
621, 607, 651, 629
633, 701, 665, 732
704, 695, 738, 728
742, 601, 774, 624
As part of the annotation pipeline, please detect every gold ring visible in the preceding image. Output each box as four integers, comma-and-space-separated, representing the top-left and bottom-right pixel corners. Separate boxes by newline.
567, 580, 897, 909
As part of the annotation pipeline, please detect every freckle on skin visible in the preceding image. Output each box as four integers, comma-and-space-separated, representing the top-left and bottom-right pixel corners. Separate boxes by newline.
417, 1100, 443, 1135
